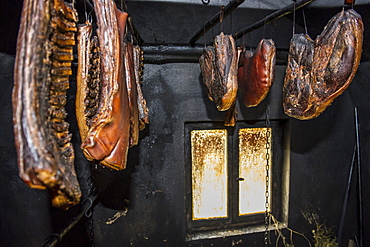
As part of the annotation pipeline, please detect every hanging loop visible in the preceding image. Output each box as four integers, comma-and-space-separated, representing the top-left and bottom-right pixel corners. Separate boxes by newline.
220, 5, 225, 23
220, 5, 225, 32
202, 0, 210, 5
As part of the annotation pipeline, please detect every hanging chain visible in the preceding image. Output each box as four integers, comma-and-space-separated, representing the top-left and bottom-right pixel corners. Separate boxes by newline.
85, 165, 98, 247
264, 106, 271, 245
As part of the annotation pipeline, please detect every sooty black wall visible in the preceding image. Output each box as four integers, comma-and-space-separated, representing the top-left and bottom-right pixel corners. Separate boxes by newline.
1, 1, 370, 246
1, 51, 370, 246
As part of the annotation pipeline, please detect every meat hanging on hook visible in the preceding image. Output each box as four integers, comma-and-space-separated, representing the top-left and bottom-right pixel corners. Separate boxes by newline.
76, 21, 102, 142
199, 32, 238, 112
12, 0, 81, 209
238, 39, 276, 108
79, 0, 148, 170
80, 0, 131, 170
283, 9, 363, 120
133, 45, 149, 130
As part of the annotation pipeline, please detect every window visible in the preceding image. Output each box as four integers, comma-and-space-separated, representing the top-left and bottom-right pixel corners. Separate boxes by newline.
238, 127, 272, 216
191, 129, 228, 220
185, 120, 290, 241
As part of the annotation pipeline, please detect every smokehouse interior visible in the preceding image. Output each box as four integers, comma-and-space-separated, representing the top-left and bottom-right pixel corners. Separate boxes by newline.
1, 0, 370, 246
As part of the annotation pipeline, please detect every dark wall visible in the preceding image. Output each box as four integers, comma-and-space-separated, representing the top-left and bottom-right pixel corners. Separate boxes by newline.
1, 50, 370, 246
1, 1, 370, 247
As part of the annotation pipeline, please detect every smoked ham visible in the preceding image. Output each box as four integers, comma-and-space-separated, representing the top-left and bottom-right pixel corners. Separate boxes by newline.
283, 9, 363, 120
238, 39, 276, 107
199, 32, 238, 111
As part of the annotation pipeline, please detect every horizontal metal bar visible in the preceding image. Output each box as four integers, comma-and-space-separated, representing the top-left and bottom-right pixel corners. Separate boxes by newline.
233, 0, 316, 40
142, 44, 204, 64
141, 44, 288, 64
189, 0, 245, 45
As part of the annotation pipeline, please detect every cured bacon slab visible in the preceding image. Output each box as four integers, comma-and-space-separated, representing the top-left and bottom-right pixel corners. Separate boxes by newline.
283, 9, 363, 120
81, 0, 131, 170
76, 22, 93, 141
76, 21, 102, 144
133, 45, 149, 130
238, 39, 276, 107
124, 42, 139, 147
199, 32, 238, 111
12, 0, 81, 209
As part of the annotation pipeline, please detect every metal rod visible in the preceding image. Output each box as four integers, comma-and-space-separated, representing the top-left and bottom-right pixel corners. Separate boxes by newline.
354, 107, 364, 247
337, 145, 356, 243
42, 196, 98, 247
189, 0, 245, 45
142, 44, 204, 64
141, 44, 289, 64
233, 0, 316, 40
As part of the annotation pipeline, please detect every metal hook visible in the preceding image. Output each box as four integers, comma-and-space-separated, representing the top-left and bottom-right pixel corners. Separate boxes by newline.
83, 198, 94, 217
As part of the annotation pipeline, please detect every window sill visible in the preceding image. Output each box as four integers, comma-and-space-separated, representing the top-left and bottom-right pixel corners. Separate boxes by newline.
186, 222, 288, 241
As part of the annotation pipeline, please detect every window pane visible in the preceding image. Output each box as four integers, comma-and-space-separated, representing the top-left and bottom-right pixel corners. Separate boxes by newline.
238, 128, 272, 215
191, 129, 228, 220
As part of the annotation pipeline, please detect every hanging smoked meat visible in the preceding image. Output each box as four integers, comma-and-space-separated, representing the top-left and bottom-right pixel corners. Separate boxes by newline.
124, 42, 140, 147
238, 39, 276, 107
76, 22, 102, 142
133, 45, 149, 130
199, 32, 238, 112
81, 0, 131, 170
12, 0, 81, 209
76, 21, 93, 141
283, 9, 363, 120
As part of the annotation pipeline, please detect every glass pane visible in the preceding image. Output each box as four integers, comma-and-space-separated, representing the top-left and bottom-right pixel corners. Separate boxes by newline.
238, 127, 272, 215
191, 129, 228, 220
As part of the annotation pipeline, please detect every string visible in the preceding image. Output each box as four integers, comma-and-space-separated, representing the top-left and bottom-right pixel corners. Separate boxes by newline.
262, 0, 266, 38
84, 0, 88, 22
302, 9, 308, 35
220, 5, 224, 33
204, 25, 206, 49
242, 30, 245, 48
230, 2, 232, 35
292, 1, 296, 36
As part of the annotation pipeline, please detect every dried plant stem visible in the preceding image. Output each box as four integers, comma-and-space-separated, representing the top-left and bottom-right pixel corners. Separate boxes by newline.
269, 214, 312, 247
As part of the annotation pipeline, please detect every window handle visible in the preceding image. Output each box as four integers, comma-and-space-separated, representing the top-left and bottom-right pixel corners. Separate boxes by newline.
236, 178, 245, 181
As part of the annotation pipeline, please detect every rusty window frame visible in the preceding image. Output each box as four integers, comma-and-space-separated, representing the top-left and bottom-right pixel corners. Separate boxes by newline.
185, 120, 290, 239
